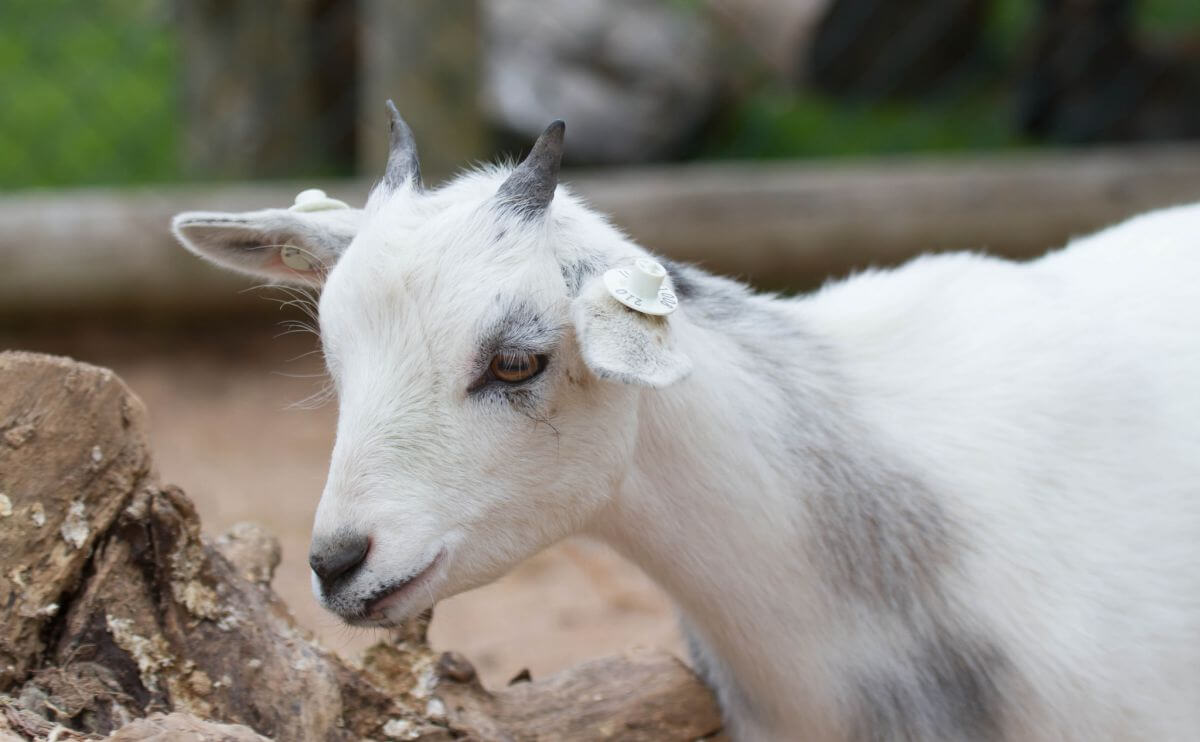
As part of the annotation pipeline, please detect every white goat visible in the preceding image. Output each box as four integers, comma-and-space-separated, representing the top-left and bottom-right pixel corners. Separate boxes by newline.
173, 104, 1200, 741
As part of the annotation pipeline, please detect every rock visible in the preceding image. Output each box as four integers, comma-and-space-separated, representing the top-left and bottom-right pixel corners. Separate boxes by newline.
0, 353, 421, 740
434, 652, 476, 685
108, 712, 270, 741
0, 353, 152, 691
214, 522, 282, 587
482, 0, 719, 163
706, 0, 829, 80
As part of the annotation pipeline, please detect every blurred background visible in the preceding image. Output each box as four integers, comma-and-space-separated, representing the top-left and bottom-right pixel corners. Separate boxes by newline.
3, 0, 1200, 688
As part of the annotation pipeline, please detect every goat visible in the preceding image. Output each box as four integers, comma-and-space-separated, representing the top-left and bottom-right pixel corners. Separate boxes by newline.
172, 103, 1200, 741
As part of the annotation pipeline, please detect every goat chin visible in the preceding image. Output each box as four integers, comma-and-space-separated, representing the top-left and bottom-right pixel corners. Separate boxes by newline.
173, 114, 1200, 741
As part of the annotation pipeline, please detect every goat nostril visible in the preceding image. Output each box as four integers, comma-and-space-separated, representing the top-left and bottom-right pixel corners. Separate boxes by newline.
309, 532, 370, 587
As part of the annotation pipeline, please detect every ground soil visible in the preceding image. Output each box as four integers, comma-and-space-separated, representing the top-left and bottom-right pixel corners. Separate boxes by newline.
1, 314, 683, 689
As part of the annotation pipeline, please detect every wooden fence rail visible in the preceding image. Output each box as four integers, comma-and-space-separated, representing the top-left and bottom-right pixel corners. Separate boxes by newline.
3, 146, 1200, 314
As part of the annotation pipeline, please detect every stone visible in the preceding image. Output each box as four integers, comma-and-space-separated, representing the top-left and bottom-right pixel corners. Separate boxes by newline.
482, 0, 720, 163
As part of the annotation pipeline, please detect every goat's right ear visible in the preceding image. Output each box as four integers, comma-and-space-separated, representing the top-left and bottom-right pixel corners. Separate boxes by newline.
570, 275, 692, 388
171, 206, 362, 286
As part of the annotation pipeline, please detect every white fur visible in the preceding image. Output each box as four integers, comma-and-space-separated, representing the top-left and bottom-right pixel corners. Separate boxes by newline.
175, 164, 1200, 741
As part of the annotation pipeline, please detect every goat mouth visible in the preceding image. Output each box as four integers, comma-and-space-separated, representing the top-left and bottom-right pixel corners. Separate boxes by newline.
359, 549, 446, 623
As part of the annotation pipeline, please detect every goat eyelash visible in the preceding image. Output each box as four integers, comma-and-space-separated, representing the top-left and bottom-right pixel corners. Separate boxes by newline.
467, 352, 551, 396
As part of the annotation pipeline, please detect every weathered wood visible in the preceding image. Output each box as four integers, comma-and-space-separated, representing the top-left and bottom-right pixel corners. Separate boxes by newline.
358, 0, 488, 181
0, 352, 722, 741
3, 147, 1200, 313
177, 0, 358, 179
431, 649, 724, 741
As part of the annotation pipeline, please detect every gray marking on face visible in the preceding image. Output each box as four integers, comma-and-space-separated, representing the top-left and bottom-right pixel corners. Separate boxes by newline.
471, 298, 563, 416
558, 251, 608, 296
476, 298, 562, 361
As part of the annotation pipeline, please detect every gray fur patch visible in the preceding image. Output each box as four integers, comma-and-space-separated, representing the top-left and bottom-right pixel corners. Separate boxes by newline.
661, 260, 751, 324
652, 260, 958, 615
558, 251, 608, 296
476, 297, 562, 359
851, 629, 1007, 742
617, 259, 1010, 739
806, 448, 954, 614
659, 258, 700, 300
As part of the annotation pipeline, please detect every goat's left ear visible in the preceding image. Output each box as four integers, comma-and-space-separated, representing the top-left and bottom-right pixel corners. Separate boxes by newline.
171, 206, 362, 286
571, 275, 692, 388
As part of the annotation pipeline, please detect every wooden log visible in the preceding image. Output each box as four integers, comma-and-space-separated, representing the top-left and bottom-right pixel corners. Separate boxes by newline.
2, 147, 1200, 314
0, 352, 722, 741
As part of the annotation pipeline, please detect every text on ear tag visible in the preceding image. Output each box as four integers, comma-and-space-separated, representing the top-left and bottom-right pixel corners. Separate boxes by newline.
603, 258, 678, 316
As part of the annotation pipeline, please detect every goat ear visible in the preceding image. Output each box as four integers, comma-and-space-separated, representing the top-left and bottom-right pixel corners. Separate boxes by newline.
171, 206, 362, 286
571, 275, 692, 388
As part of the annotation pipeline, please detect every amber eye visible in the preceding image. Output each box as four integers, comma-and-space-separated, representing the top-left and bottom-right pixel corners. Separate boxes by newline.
488, 353, 544, 383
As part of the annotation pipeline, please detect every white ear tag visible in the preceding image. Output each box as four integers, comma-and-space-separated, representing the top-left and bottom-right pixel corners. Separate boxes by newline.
289, 188, 350, 213
280, 245, 317, 272
281, 188, 348, 271
603, 258, 678, 315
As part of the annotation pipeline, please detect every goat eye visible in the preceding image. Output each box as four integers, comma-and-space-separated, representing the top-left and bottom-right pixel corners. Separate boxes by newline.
489, 352, 544, 383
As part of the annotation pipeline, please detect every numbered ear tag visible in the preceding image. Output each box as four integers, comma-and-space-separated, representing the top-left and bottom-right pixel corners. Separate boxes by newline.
603, 258, 678, 315
280, 245, 316, 272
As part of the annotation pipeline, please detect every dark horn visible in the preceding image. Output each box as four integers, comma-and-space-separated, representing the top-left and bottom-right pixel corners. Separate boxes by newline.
496, 120, 565, 217
383, 100, 421, 189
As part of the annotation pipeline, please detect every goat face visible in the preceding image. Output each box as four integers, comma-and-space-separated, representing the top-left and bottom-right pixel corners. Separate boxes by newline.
309, 203, 642, 624
172, 108, 691, 625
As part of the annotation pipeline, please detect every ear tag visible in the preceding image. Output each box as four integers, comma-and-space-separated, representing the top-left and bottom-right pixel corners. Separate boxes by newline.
280, 245, 317, 272
289, 188, 350, 213
603, 258, 678, 316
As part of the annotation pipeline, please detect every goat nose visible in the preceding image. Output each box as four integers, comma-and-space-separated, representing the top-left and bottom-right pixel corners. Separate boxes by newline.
309, 532, 370, 587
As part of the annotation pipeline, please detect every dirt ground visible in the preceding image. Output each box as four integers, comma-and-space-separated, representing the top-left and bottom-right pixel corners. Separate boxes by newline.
2, 316, 683, 689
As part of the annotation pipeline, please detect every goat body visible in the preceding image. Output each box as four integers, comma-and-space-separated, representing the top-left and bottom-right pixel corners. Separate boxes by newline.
173, 114, 1200, 740
604, 204, 1200, 739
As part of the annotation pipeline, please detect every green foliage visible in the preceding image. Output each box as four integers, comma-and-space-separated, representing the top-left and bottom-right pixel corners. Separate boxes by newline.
702, 0, 1036, 161
1141, 0, 1200, 36
700, 0, 1197, 161
0, 0, 178, 189
0, 0, 1196, 188
704, 89, 1032, 160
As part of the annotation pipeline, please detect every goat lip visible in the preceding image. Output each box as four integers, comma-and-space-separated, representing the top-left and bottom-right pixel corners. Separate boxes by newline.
361, 549, 446, 620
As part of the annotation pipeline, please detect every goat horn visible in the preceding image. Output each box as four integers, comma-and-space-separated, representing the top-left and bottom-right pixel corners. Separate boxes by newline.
383, 100, 421, 190
497, 120, 565, 217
